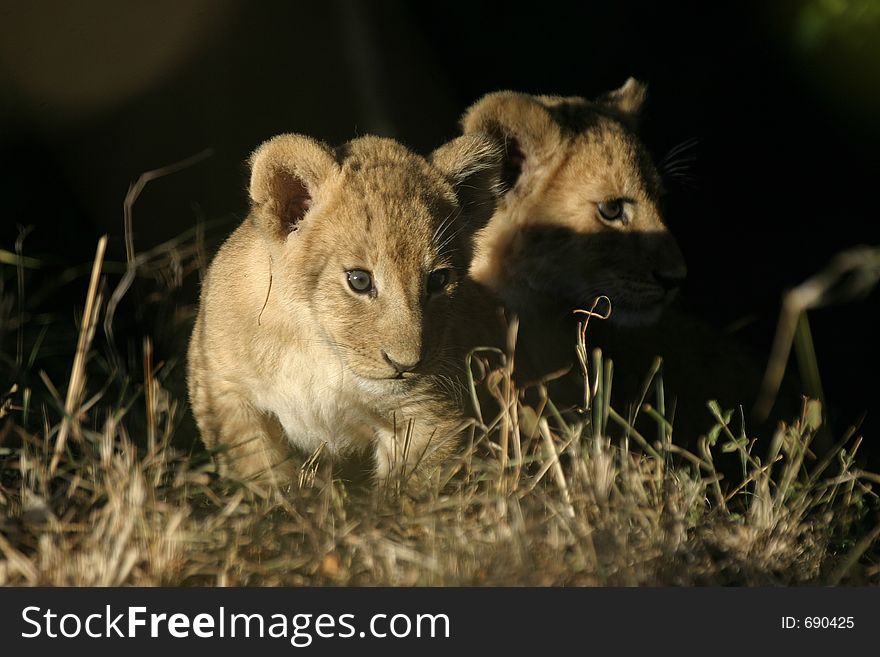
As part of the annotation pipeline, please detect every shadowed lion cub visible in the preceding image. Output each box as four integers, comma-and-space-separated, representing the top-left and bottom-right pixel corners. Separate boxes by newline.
461, 81, 779, 440
462, 79, 686, 342
187, 133, 504, 489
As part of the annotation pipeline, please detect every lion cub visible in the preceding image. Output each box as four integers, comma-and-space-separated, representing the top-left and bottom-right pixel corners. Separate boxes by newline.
188, 133, 503, 488
462, 79, 686, 342
460, 81, 773, 438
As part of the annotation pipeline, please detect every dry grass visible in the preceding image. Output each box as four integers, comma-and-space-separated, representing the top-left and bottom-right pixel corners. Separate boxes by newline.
1, 224, 878, 587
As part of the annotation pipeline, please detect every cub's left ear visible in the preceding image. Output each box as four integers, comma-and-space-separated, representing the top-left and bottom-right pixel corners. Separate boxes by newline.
597, 77, 647, 128
430, 133, 504, 232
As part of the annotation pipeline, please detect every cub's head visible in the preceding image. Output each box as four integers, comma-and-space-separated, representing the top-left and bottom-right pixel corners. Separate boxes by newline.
462, 79, 686, 326
248, 133, 502, 381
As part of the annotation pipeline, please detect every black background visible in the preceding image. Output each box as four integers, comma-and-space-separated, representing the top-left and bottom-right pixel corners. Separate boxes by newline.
0, 1, 877, 455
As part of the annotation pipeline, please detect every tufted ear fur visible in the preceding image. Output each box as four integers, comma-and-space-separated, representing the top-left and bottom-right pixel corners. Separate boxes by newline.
248, 133, 339, 240
430, 133, 505, 233
596, 77, 647, 128
460, 92, 562, 196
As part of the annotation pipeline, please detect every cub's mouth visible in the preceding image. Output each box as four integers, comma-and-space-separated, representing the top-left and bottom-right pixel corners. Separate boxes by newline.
588, 287, 674, 328
388, 371, 419, 381
353, 368, 422, 384
354, 370, 420, 383
344, 348, 437, 383
523, 276, 674, 328
604, 300, 666, 328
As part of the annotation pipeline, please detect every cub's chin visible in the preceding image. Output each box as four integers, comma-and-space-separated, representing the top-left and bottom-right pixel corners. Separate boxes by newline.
350, 374, 419, 399
604, 302, 665, 328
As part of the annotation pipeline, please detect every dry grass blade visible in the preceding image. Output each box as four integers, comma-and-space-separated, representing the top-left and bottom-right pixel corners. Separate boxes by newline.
827, 523, 880, 586
0, 531, 38, 584
103, 149, 214, 371
574, 295, 612, 411
123, 149, 214, 264
755, 245, 880, 421
50, 235, 107, 475
538, 418, 574, 518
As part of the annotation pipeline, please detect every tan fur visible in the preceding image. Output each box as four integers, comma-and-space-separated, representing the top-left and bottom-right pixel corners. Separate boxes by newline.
187, 133, 504, 490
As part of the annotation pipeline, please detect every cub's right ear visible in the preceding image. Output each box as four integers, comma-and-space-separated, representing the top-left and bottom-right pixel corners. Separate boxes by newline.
431, 133, 504, 231
248, 134, 339, 240
460, 91, 561, 196
595, 77, 647, 129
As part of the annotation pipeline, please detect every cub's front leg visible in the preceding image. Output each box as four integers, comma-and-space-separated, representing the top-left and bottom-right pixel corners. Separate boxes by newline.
190, 376, 295, 487
373, 413, 467, 492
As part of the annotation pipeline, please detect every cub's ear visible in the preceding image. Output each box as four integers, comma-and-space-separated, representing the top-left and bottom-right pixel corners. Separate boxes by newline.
460, 91, 561, 195
248, 134, 339, 239
431, 133, 504, 232
596, 77, 647, 128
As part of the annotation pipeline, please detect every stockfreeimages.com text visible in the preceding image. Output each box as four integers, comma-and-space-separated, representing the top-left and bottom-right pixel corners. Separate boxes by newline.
22, 606, 450, 646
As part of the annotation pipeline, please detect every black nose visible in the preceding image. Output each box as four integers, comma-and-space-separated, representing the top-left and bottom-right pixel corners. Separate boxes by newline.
653, 269, 686, 292
383, 352, 420, 374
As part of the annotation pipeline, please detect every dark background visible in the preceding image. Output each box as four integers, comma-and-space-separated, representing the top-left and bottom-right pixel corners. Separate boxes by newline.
1, 1, 877, 455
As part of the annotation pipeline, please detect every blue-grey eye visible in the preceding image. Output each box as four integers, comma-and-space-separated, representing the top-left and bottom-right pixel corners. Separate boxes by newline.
427, 268, 452, 294
346, 269, 373, 294
598, 199, 625, 222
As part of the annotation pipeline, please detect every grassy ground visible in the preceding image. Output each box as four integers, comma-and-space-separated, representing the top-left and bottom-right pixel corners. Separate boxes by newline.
1, 224, 878, 586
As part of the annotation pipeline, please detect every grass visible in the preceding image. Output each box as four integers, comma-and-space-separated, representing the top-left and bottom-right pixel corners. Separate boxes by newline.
1, 220, 878, 586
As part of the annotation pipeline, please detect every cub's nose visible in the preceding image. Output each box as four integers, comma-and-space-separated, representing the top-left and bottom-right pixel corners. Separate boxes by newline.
382, 351, 421, 375
652, 266, 687, 292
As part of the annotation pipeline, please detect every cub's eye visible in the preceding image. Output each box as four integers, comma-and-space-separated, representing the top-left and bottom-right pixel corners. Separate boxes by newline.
426, 268, 453, 295
346, 269, 373, 294
597, 199, 625, 222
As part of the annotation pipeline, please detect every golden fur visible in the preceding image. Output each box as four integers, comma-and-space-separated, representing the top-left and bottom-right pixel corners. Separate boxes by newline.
187, 133, 504, 489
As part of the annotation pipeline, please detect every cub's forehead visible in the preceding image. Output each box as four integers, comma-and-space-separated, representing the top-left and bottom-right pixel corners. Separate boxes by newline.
565, 119, 662, 199
320, 185, 448, 269
335, 157, 457, 225
340, 159, 442, 197
538, 95, 605, 133
337, 136, 454, 195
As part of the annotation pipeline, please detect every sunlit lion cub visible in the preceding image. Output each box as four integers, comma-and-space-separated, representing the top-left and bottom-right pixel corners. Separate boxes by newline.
188, 133, 503, 488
